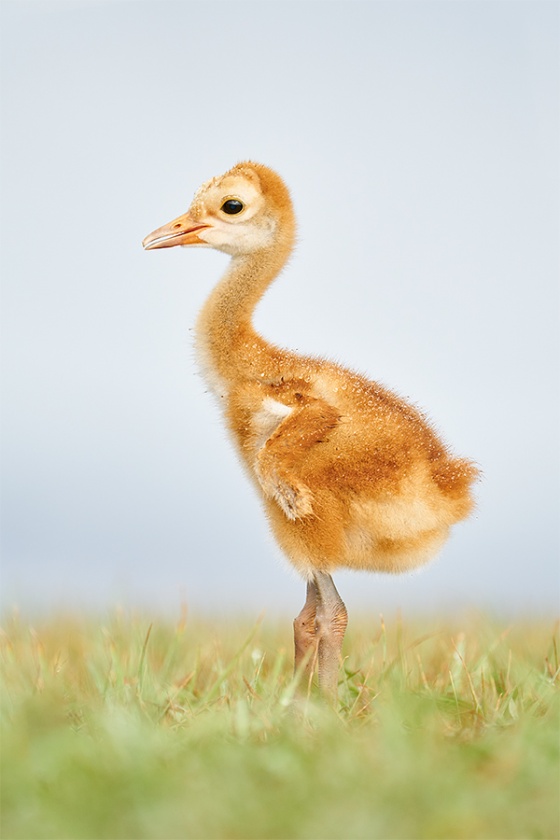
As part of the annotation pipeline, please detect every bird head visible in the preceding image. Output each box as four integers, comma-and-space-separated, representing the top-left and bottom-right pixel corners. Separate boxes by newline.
142, 162, 295, 257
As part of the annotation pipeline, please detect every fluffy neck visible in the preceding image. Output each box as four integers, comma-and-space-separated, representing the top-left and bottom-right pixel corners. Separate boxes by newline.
195, 229, 294, 393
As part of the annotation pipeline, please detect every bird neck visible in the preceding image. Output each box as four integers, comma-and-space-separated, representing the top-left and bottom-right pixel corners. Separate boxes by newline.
195, 231, 294, 391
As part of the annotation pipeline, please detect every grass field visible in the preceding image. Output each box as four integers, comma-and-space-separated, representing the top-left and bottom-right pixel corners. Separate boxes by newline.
1, 608, 558, 840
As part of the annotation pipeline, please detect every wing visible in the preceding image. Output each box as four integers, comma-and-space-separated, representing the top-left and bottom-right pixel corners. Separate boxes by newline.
254, 397, 340, 520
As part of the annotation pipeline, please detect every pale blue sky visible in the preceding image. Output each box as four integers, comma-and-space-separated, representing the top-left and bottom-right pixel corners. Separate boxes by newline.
1, 1, 558, 617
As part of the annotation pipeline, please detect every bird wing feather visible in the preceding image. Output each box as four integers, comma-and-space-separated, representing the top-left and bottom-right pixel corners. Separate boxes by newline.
254, 398, 340, 520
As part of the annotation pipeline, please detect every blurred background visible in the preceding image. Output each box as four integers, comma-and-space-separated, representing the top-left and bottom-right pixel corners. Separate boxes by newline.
1, 1, 558, 618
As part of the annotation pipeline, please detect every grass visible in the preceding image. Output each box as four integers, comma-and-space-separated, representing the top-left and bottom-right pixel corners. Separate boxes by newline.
1, 608, 558, 840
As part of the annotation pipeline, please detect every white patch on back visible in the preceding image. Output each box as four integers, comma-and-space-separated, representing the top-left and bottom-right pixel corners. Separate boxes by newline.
252, 397, 293, 450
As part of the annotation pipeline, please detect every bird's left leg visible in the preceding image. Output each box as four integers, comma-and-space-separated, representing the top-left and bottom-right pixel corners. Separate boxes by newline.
293, 579, 319, 686
313, 571, 348, 700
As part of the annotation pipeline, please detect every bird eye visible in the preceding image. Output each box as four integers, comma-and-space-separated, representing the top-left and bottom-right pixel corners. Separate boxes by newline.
221, 199, 244, 215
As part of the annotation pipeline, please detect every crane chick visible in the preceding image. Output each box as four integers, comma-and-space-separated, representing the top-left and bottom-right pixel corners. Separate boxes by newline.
143, 162, 478, 698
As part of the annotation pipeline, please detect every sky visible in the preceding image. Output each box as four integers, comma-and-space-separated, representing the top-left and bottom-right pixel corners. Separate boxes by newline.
1, 1, 558, 619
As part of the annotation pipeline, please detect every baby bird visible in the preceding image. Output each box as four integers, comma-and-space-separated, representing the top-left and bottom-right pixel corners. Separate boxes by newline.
143, 162, 478, 698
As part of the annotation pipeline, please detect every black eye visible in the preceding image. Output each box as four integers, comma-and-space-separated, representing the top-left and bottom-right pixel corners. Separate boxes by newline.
221, 199, 244, 215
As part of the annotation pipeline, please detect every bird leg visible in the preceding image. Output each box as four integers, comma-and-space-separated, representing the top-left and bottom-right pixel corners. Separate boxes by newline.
313, 571, 348, 700
293, 579, 319, 687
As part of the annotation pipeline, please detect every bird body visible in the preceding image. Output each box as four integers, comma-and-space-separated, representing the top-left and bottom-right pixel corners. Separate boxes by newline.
143, 161, 478, 696
219, 350, 473, 579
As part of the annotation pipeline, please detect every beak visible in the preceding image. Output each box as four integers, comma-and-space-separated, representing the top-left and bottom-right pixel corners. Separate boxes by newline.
142, 212, 211, 250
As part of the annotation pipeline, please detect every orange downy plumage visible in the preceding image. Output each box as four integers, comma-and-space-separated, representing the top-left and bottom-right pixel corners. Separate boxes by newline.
143, 161, 478, 696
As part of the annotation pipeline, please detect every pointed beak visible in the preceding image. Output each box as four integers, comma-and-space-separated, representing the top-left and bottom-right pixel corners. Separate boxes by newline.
142, 212, 211, 250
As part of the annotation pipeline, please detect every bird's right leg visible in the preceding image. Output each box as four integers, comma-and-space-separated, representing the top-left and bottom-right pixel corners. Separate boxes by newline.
313, 571, 348, 701
293, 579, 319, 686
